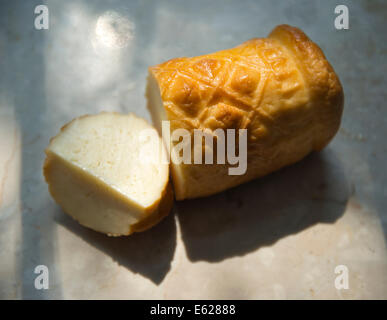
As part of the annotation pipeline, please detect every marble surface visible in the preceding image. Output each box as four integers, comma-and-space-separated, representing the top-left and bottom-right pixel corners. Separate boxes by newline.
0, 0, 386, 299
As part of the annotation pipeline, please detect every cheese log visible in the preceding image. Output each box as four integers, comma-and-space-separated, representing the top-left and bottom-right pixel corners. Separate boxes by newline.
147, 24, 344, 200
43, 112, 173, 236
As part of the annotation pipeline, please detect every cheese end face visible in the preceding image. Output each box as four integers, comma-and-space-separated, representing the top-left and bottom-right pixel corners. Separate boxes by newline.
44, 112, 172, 236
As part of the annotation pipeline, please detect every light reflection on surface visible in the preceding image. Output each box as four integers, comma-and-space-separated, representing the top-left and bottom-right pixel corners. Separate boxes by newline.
44, 4, 136, 121
0, 96, 22, 299
0, 103, 21, 215
94, 10, 134, 50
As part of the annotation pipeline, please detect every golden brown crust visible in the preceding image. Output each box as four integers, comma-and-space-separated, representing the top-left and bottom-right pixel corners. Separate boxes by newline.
149, 25, 344, 200
269, 25, 344, 149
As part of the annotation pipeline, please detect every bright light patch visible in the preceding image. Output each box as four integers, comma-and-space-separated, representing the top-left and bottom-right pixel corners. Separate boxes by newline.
95, 11, 134, 49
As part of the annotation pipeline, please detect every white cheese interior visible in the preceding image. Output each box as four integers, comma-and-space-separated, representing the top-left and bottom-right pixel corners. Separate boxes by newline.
146, 73, 186, 198
45, 112, 169, 235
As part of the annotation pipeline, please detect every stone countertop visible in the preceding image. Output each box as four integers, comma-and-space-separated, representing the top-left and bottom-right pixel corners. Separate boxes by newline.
0, 0, 386, 299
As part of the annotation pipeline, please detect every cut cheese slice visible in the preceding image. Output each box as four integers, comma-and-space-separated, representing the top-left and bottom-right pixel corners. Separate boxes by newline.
43, 112, 173, 236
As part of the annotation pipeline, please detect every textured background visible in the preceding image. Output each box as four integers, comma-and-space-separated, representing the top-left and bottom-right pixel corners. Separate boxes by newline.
0, 0, 386, 299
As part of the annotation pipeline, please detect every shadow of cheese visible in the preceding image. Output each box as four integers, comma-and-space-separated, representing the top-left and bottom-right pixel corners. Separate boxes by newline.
55, 209, 176, 285
177, 149, 350, 262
